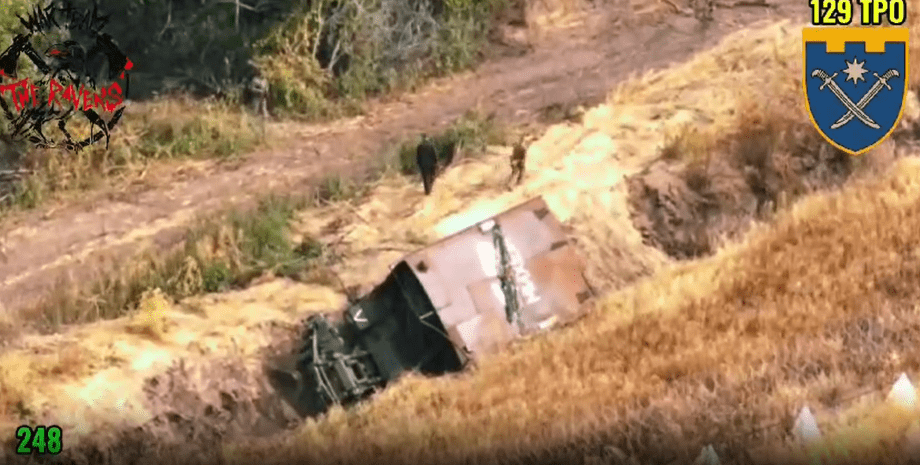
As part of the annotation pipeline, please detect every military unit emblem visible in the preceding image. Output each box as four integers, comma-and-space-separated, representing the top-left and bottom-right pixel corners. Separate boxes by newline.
803, 27, 909, 155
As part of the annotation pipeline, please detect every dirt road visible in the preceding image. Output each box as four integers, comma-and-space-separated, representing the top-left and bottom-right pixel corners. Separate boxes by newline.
0, 1, 809, 316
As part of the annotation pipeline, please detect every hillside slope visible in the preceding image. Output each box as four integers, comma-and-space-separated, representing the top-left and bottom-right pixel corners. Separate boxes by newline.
216, 20, 920, 465
4, 14, 920, 464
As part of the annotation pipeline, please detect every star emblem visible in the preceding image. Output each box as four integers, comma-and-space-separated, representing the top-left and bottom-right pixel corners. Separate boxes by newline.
842, 57, 868, 86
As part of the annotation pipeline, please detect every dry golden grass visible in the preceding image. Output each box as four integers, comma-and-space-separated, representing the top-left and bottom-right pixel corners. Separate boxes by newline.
289, 123, 669, 297
0, 341, 91, 422
777, 400, 920, 464
609, 20, 798, 119
228, 151, 920, 464
287, 23, 811, 298
125, 288, 173, 341
0, 277, 344, 448
220, 21, 920, 464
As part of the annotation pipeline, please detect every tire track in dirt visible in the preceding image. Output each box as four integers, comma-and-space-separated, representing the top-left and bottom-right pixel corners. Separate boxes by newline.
0, 2, 808, 316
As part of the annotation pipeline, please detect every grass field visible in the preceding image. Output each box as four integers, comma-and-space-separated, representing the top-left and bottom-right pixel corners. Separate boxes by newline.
13, 110, 503, 334
219, 19, 920, 464
2, 4, 920, 464
229, 154, 920, 465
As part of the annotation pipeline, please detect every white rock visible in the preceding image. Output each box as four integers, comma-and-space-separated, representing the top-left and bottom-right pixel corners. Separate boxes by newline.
693, 444, 720, 465
888, 372, 917, 410
793, 406, 821, 444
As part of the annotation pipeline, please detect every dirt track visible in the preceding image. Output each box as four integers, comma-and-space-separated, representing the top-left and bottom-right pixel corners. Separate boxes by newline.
0, 1, 809, 316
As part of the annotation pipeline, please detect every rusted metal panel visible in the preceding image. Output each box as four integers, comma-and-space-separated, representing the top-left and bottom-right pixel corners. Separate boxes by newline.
397, 196, 593, 358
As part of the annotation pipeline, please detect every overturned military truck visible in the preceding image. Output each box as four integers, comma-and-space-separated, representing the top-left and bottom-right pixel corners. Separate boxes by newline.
267, 197, 595, 418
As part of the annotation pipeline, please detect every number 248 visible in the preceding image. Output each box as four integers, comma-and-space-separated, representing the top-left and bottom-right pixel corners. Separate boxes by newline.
15, 425, 62, 455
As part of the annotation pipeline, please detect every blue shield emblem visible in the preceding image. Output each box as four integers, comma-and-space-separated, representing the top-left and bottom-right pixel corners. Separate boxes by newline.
803, 27, 909, 156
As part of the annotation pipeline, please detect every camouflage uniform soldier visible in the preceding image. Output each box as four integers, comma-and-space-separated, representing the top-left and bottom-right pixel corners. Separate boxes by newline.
416, 133, 438, 196
249, 70, 269, 118
691, 0, 714, 23
508, 134, 527, 188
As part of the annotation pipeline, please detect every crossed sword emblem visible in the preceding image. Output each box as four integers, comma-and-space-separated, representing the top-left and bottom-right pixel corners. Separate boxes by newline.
811, 68, 901, 129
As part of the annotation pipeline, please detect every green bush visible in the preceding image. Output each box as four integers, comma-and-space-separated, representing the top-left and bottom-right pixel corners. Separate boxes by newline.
28, 193, 322, 330
257, 0, 509, 118
1, 0, 510, 117
396, 110, 505, 174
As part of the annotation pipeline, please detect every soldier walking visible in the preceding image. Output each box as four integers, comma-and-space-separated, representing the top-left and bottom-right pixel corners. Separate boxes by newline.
417, 133, 438, 195
508, 134, 528, 188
